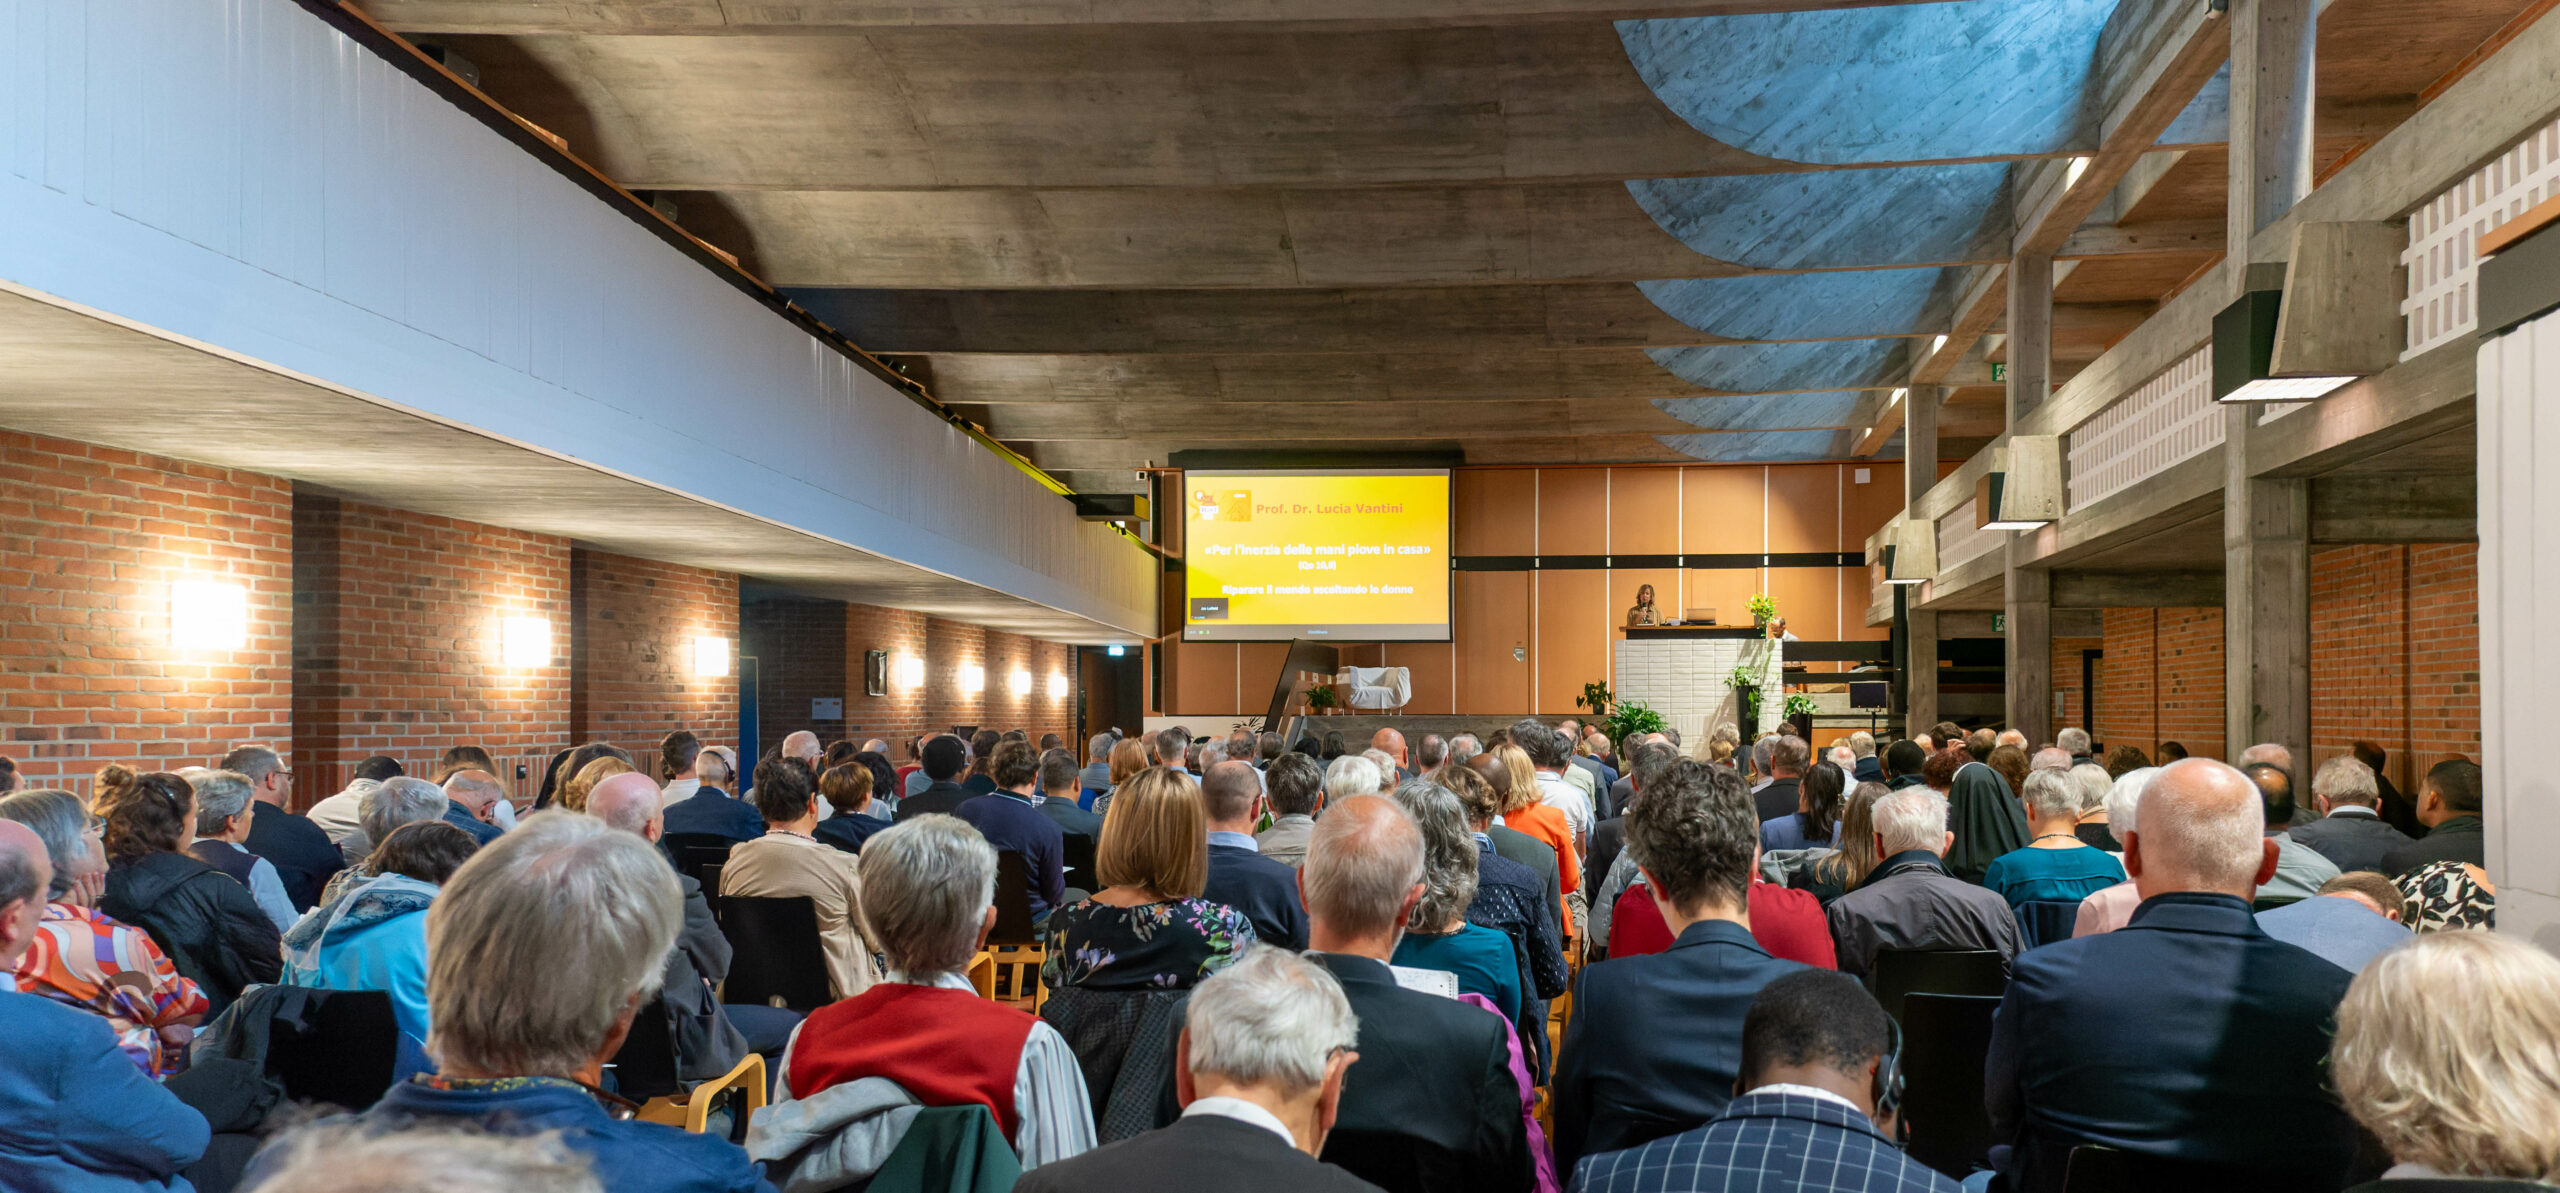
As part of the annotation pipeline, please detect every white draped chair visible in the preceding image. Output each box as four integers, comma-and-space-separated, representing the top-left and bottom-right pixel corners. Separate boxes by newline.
1334, 666, 1412, 713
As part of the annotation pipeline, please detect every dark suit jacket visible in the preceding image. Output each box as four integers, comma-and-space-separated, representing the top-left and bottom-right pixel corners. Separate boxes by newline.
1019, 1112, 1382, 1193
1853, 757, 1886, 786
1204, 841, 1309, 950
1553, 920, 1807, 1176
1571, 1091, 1958, 1193
1586, 818, 1627, 898
812, 811, 893, 854
2286, 808, 2412, 875
1311, 953, 1532, 1193
1036, 796, 1104, 841
1755, 777, 1802, 823
2379, 815, 2486, 876
661, 787, 766, 843
242, 802, 344, 912
1487, 825, 1564, 938
1985, 892, 2358, 1193
440, 804, 504, 845
897, 779, 976, 821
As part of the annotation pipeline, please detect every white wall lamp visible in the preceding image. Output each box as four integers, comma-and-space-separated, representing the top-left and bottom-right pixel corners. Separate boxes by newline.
691, 635, 731, 678
959, 664, 986, 694
168, 580, 249, 651
895, 656, 926, 690
1977, 437, 2063, 532
500, 616, 553, 670
1048, 673, 1071, 700
1010, 668, 1032, 697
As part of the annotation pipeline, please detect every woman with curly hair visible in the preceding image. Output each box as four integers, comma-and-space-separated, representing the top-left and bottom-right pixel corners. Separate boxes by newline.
92, 765, 282, 1016
0, 788, 208, 1076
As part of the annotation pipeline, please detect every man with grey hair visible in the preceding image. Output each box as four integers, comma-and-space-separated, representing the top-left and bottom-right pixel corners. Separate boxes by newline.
242, 1121, 603, 1193
335, 776, 460, 868
227, 742, 344, 912
752, 816, 1094, 1177
1995, 729, 2029, 751
1015, 947, 1372, 1193
1824, 786, 2021, 978
1752, 736, 1809, 824
1985, 758, 2359, 1190
1079, 734, 1115, 801
0, 818, 210, 1188
1846, 730, 1882, 784
1445, 733, 1482, 768
2286, 755, 2411, 874
442, 769, 516, 833
1322, 753, 1385, 803
2031, 746, 2073, 774
1301, 796, 1531, 1193
2057, 727, 2093, 767
310, 810, 766, 1193
1414, 733, 1450, 781
182, 766, 299, 933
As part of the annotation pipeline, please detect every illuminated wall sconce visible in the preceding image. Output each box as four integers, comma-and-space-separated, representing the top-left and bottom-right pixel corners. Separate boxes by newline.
1107, 645, 1126, 657
1047, 673, 1070, 700
895, 656, 925, 690
1010, 669, 1032, 697
959, 664, 986, 694
500, 616, 553, 670
691, 636, 731, 678
169, 580, 249, 651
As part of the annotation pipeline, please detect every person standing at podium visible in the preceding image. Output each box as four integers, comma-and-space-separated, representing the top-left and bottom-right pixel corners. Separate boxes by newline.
1627, 584, 1662, 628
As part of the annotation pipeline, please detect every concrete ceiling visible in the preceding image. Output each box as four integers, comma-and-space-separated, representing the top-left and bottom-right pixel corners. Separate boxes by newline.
372, 0, 2544, 492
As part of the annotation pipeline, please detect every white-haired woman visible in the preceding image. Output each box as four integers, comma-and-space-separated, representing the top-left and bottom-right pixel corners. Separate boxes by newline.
2071, 767, 2157, 938
2333, 931, 2560, 1190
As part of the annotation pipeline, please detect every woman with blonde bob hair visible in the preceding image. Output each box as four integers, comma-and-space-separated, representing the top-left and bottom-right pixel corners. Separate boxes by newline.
1088, 737, 1154, 818
1041, 767, 1255, 992
2332, 931, 2560, 1190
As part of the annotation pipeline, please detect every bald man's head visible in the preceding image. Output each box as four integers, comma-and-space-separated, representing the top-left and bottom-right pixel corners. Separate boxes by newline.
2238, 742, 2293, 772
1370, 727, 1406, 767
1302, 795, 1425, 947
782, 731, 822, 762
1467, 752, 1512, 798
0, 819, 51, 969
1200, 760, 1263, 828
2127, 758, 2275, 900
587, 771, 665, 841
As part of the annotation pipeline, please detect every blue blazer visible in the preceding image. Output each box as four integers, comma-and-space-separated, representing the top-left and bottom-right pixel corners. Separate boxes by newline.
1985, 892, 2358, 1192
662, 787, 767, 843
1203, 841, 1310, 951
0, 989, 208, 1192
1553, 920, 1808, 1177
440, 804, 504, 845
1570, 1091, 1957, 1193
247, 1076, 771, 1193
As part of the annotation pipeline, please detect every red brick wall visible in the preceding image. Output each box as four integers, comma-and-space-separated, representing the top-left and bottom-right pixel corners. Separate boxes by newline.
2309, 544, 2480, 791
0, 433, 293, 789
2094, 607, 2225, 762
845, 602, 930, 747
292, 494, 571, 804
570, 548, 739, 776
740, 596, 849, 759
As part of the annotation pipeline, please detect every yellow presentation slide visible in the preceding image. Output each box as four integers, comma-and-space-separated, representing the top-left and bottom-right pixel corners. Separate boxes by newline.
1182, 470, 1451, 641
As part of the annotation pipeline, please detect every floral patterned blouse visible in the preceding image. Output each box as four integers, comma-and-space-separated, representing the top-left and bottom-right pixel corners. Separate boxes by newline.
13, 902, 209, 1077
1041, 896, 1256, 991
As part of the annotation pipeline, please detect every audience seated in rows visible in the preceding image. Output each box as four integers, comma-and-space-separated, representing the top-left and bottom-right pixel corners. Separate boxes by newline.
720, 756, 879, 1001
96, 765, 283, 1017
180, 767, 300, 936
1202, 761, 1309, 951
0, 818, 211, 1190
1254, 753, 1326, 868
225, 745, 341, 913
2071, 766, 2159, 937
1790, 781, 1888, 906
1941, 760, 2029, 884
1987, 757, 2362, 1192
1759, 760, 1845, 853
956, 740, 1069, 924
283, 819, 479, 1062
1981, 768, 2126, 910
1487, 743, 1579, 930
2256, 871, 2412, 975
1442, 763, 1565, 997
1044, 768, 1255, 993
1556, 758, 1808, 1178
751, 815, 1096, 1181
2244, 761, 2342, 902
811, 760, 895, 854
663, 745, 762, 843
0, 788, 208, 1079
303, 754, 401, 842
2290, 756, 2413, 874
1033, 749, 1104, 847
2379, 759, 2486, 876
1466, 752, 1567, 943
900, 736, 978, 822
1826, 785, 2021, 979
2333, 931, 2560, 1192
1570, 970, 1957, 1193
587, 772, 785, 1077
1302, 795, 1532, 1193
1510, 721, 1594, 846
1015, 946, 1378, 1193
249, 811, 770, 1193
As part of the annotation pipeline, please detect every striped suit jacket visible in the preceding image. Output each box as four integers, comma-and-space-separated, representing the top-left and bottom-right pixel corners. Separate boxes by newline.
1569, 1092, 1958, 1193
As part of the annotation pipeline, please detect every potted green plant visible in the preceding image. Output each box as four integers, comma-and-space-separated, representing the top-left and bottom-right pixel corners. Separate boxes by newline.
1746, 593, 1780, 630
1727, 665, 1764, 740
1576, 680, 1615, 720
1306, 683, 1340, 715
1604, 700, 1665, 747
1783, 693, 1819, 719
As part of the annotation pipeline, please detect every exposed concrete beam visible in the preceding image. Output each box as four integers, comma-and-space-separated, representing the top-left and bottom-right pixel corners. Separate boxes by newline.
2056, 217, 2226, 259
2310, 473, 2478, 543
1914, 267, 2008, 386
2053, 568, 2225, 607
1014, 435, 1699, 471
2016, 0, 2232, 256
965, 397, 1698, 440
915, 348, 1721, 403
372, 0, 1952, 33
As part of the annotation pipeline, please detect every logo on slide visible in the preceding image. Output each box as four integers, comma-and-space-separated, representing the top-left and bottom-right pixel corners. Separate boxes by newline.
1190, 597, 1230, 621
1194, 489, 1252, 522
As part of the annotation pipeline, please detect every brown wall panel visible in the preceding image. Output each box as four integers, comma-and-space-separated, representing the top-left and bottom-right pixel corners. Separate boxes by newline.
1457, 570, 1532, 713
1172, 639, 1238, 716
1384, 641, 1457, 715
1841, 462, 1905, 547
1683, 567, 1762, 629
1236, 641, 1292, 718
1681, 466, 1768, 555
1609, 468, 1683, 554
1765, 466, 1843, 553
1457, 468, 1535, 556
1536, 468, 1611, 555
1766, 566, 1846, 641
1536, 569, 1612, 714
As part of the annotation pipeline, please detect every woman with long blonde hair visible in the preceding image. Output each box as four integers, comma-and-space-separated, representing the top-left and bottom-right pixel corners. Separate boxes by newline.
1043, 767, 1255, 992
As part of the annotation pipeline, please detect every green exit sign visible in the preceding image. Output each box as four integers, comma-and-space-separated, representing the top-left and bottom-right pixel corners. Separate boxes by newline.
1994, 613, 2006, 633
1991, 362, 2007, 382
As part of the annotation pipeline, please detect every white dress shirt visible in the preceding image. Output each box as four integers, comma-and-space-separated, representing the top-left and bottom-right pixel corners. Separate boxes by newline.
1534, 770, 1594, 843
658, 776, 701, 811
1181, 1096, 1296, 1148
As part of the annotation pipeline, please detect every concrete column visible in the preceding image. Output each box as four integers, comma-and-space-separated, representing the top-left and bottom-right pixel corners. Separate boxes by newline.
2006, 254, 2054, 424
1903, 387, 1940, 736
2006, 549, 2052, 746
2229, 0, 2317, 258
2224, 442, 2312, 766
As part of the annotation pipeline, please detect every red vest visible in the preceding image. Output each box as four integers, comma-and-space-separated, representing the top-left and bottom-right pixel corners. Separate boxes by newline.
786, 983, 1038, 1137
